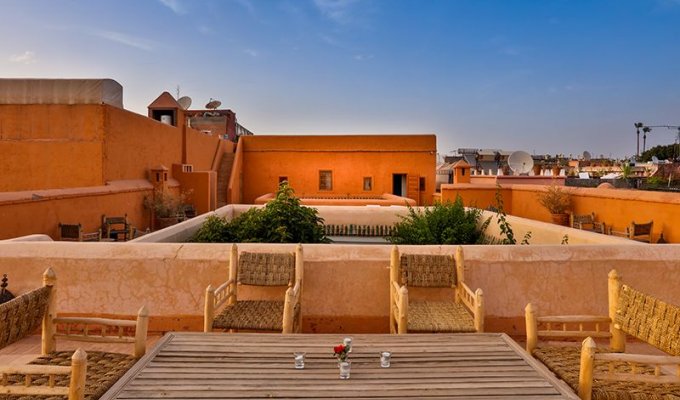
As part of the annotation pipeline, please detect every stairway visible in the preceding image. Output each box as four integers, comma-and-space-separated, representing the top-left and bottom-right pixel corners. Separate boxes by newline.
216, 152, 235, 208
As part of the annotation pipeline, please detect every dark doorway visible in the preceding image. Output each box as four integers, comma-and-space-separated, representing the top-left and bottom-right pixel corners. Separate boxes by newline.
392, 174, 407, 197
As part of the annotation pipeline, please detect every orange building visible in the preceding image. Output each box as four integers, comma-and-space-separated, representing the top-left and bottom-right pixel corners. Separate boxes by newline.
229, 135, 436, 206
0, 81, 230, 240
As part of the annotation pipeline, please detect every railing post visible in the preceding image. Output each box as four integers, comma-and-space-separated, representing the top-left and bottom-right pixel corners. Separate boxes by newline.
229, 243, 238, 305
578, 337, 596, 400
42, 268, 57, 355
68, 348, 87, 400
608, 269, 625, 352
397, 286, 408, 334
204, 285, 215, 333
135, 305, 149, 358
474, 288, 484, 333
389, 246, 399, 334
525, 303, 538, 353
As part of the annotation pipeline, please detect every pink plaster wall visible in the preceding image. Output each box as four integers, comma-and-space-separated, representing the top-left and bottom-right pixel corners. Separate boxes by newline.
0, 242, 678, 336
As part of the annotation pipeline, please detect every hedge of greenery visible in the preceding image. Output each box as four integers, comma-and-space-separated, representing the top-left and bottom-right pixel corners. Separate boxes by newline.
191, 183, 328, 243
386, 196, 483, 245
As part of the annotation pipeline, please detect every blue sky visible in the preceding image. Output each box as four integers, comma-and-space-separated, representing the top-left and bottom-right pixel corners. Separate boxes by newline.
2, 0, 679, 158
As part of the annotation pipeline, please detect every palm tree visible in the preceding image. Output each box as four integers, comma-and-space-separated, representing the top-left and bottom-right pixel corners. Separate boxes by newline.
642, 126, 652, 154
634, 122, 644, 158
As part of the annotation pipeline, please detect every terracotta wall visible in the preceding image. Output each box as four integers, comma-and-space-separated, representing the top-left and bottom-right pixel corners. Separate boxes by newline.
172, 164, 215, 216
0, 104, 105, 191
442, 184, 680, 243
185, 128, 222, 172
227, 141, 244, 204
238, 135, 436, 206
0, 181, 152, 240
102, 106, 183, 182
0, 242, 677, 336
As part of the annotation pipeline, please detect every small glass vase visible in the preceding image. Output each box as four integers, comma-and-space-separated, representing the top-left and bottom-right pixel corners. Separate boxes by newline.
338, 360, 351, 379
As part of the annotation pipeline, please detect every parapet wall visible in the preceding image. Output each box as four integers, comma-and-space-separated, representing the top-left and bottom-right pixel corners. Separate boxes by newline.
1, 241, 677, 336
442, 183, 680, 243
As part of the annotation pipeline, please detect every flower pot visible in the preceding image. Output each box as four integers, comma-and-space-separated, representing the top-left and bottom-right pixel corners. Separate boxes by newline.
550, 213, 570, 227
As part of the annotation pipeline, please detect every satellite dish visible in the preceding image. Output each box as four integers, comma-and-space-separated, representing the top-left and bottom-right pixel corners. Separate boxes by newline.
583, 151, 592, 161
177, 96, 192, 110
507, 150, 534, 175
652, 156, 659, 163
205, 98, 221, 110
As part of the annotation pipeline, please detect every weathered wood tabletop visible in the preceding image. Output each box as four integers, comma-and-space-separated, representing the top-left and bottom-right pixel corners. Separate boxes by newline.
102, 332, 578, 399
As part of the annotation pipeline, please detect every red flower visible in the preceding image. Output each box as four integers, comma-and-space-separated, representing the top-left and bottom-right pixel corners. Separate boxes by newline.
334, 345, 345, 354
333, 344, 349, 361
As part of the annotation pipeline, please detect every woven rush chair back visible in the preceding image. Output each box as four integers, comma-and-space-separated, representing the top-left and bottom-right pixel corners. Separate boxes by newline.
629, 220, 653, 242
58, 223, 81, 241
615, 284, 680, 356
571, 213, 594, 229
399, 254, 457, 288
238, 252, 295, 286
0, 285, 51, 349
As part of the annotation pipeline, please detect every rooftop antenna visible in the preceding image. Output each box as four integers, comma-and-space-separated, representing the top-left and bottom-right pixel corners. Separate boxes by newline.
507, 150, 534, 175
177, 96, 192, 110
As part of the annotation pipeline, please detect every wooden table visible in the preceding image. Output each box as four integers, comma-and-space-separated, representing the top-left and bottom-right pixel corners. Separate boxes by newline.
102, 332, 578, 399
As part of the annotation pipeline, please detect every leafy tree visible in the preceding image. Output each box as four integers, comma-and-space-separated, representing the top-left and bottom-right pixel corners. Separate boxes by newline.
641, 143, 678, 162
191, 182, 328, 243
387, 196, 482, 245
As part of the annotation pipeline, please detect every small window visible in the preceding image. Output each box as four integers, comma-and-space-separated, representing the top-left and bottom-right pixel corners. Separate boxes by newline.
461, 169, 466, 176
419, 177, 426, 191
319, 170, 333, 190
279, 176, 288, 184
363, 177, 372, 191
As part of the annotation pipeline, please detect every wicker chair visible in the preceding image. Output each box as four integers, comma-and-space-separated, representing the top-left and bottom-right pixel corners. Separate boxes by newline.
609, 220, 653, 243
204, 244, 303, 334
526, 270, 680, 400
628, 220, 653, 243
58, 223, 102, 242
389, 246, 484, 334
0, 268, 149, 400
570, 213, 606, 234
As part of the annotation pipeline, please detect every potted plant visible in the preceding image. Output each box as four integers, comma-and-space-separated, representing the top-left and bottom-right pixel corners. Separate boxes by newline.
144, 190, 187, 230
536, 184, 572, 226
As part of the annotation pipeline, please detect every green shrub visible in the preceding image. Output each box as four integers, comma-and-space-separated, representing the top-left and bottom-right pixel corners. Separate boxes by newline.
191, 182, 328, 243
386, 196, 482, 245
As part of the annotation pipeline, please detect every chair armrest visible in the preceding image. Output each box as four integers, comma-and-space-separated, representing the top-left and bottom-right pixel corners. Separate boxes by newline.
391, 282, 408, 334
458, 282, 484, 332
53, 306, 148, 358
536, 314, 612, 339
0, 348, 87, 399
579, 338, 680, 400
213, 278, 236, 309
525, 303, 611, 353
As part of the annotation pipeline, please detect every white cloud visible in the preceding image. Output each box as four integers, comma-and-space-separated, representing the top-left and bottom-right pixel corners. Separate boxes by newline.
9, 51, 36, 64
313, 0, 359, 24
159, 0, 187, 15
94, 30, 155, 51
244, 49, 259, 57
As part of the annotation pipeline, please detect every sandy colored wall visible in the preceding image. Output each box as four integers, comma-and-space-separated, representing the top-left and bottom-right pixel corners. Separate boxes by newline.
442, 184, 680, 243
441, 184, 513, 211
102, 106, 183, 182
0, 104, 105, 191
0, 181, 152, 240
185, 128, 222, 172
0, 242, 677, 336
239, 135, 436, 206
